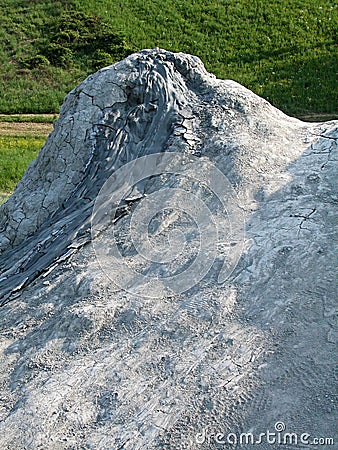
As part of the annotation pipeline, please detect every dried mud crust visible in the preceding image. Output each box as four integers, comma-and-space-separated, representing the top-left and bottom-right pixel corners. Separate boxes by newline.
0, 49, 337, 449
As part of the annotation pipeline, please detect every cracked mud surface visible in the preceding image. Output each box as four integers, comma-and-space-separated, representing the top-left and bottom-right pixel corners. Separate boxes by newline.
0, 49, 336, 449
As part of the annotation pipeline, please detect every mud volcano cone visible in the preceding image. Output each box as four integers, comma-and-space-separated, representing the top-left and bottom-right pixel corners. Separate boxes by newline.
0, 49, 336, 449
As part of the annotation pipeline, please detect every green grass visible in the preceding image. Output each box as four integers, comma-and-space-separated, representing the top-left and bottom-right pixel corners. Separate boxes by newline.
0, 136, 44, 192
0, 115, 57, 123
0, 0, 337, 116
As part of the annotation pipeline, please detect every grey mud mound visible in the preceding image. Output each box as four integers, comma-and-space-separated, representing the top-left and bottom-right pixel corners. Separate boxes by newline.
0, 49, 337, 449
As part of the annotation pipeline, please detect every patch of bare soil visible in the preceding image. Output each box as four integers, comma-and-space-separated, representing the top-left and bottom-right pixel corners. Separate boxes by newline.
297, 113, 338, 122
0, 121, 53, 136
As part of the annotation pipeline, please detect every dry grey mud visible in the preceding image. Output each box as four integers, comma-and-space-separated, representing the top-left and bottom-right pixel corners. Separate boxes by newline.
0, 49, 337, 449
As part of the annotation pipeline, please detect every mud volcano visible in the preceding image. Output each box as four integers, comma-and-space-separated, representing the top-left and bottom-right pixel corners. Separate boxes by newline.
0, 49, 336, 449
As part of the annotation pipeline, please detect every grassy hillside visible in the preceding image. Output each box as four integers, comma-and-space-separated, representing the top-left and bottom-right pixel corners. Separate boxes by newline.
0, 0, 337, 116
0, 135, 45, 199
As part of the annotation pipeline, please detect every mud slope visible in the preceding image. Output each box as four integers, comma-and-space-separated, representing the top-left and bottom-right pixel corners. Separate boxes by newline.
0, 49, 336, 449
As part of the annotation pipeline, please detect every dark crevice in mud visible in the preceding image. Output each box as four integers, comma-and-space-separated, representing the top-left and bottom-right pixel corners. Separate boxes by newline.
309, 133, 337, 142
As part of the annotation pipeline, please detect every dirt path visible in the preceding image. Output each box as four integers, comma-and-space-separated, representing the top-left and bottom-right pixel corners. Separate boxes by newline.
0, 114, 56, 136
298, 113, 338, 122
0, 121, 53, 136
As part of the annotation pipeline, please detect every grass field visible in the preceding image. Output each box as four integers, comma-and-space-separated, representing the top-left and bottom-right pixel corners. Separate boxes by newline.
0, 135, 45, 203
0, 0, 337, 116
0, 115, 57, 124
